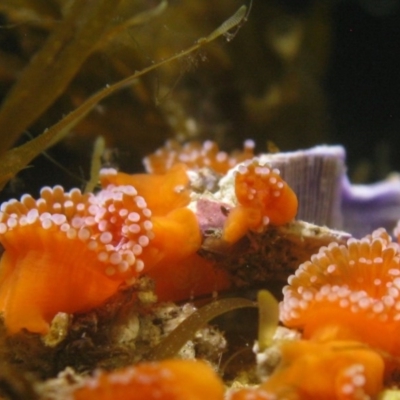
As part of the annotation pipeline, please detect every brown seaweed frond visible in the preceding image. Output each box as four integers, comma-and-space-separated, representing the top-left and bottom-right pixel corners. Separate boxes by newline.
0, 0, 126, 153
0, 0, 60, 28
0, 2, 248, 190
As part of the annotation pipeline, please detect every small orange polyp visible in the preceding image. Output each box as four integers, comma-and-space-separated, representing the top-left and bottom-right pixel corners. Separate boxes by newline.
223, 161, 298, 243
73, 359, 225, 400
230, 340, 384, 400
222, 206, 261, 244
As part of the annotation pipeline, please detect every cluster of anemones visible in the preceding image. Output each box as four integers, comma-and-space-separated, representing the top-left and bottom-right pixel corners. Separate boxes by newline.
0, 139, 307, 399
230, 227, 400, 399
143, 139, 256, 174
0, 140, 300, 336
0, 164, 204, 334
6, 138, 399, 399
69, 228, 397, 400
9, 138, 397, 399
58, 141, 400, 398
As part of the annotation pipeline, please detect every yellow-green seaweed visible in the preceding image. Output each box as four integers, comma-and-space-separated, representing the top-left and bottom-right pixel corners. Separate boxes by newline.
257, 290, 279, 352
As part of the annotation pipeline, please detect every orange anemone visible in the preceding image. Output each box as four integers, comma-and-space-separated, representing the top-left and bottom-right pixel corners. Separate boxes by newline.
223, 160, 298, 243
73, 359, 225, 400
99, 166, 202, 267
99, 166, 233, 302
0, 184, 157, 334
143, 139, 255, 174
100, 164, 191, 216
230, 340, 384, 400
280, 228, 400, 356
100, 166, 229, 302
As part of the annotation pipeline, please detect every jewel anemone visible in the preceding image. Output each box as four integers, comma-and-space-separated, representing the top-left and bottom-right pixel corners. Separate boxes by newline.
72, 359, 225, 400
280, 228, 400, 355
229, 340, 384, 400
0, 184, 157, 334
222, 160, 298, 243
99, 164, 230, 302
142, 139, 255, 174
99, 165, 202, 267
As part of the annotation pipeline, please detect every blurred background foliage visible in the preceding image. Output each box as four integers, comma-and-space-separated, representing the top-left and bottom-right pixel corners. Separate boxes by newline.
0, 0, 399, 200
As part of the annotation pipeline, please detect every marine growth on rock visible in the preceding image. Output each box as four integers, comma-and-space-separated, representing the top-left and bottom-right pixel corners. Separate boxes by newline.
0, 140, 400, 400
